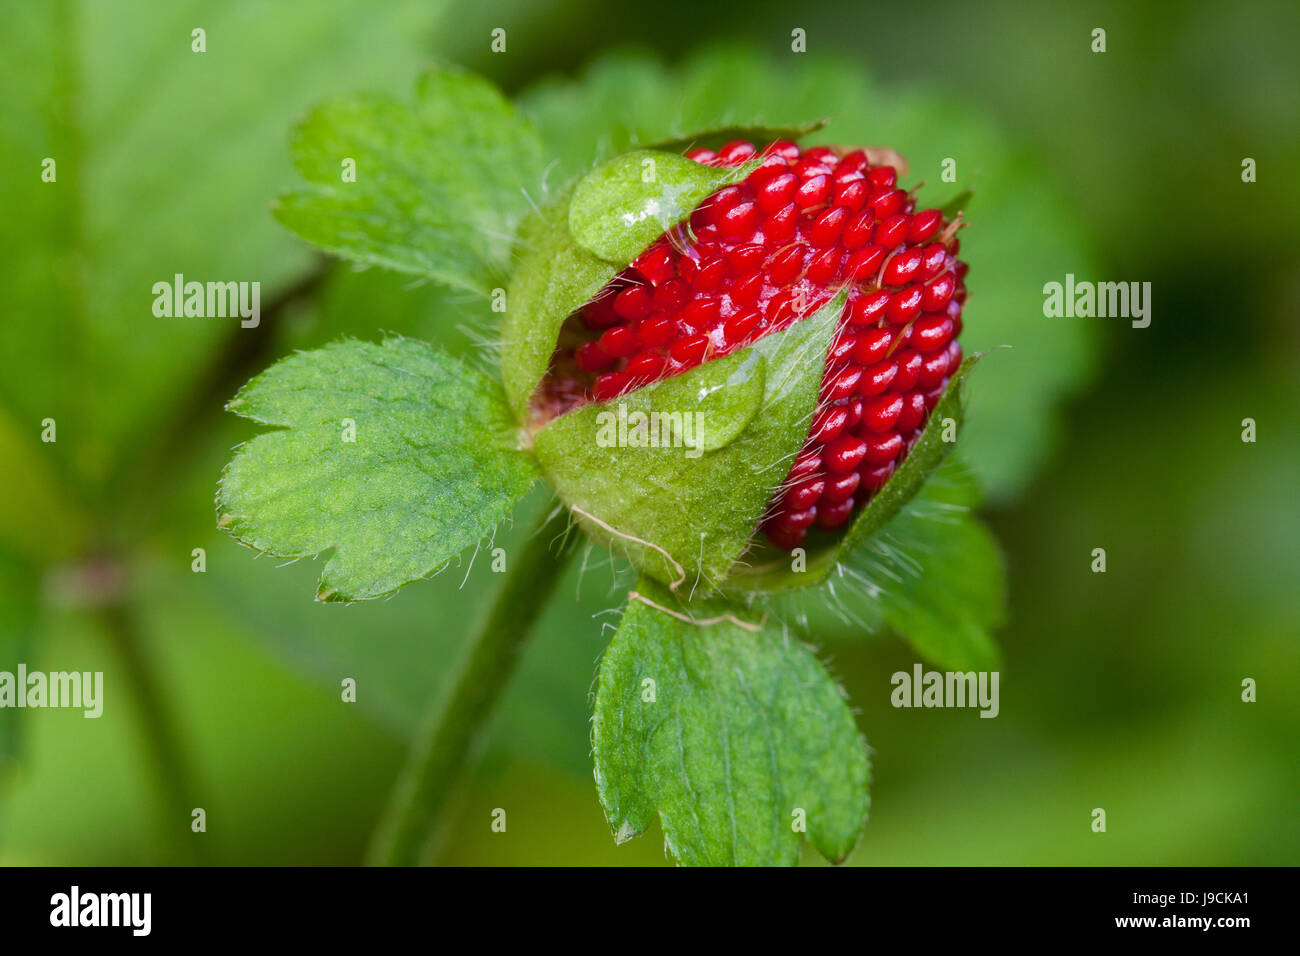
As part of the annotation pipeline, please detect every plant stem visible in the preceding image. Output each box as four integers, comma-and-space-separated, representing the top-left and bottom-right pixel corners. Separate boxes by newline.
101, 600, 202, 863
367, 511, 574, 865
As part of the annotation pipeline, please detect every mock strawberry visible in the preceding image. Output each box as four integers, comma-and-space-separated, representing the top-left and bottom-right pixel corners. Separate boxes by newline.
534, 139, 966, 552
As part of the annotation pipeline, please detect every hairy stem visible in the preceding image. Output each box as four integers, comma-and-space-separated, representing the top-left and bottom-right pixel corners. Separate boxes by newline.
368, 511, 574, 865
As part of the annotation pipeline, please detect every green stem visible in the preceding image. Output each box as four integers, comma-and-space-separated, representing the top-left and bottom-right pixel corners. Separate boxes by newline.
367, 512, 574, 865
101, 601, 202, 863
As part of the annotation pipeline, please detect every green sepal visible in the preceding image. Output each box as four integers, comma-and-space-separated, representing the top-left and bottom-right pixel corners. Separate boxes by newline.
568, 149, 760, 264
532, 292, 845, 592
500, 185, 621, 419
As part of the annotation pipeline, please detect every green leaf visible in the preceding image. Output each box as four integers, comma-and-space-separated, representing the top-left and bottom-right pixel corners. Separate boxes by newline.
0, 0, 453, 498
867, 473, 1004, 670
500, 186, 620, 418
727, 356, 978, 594
593, 578, 870, 866
274, 67, 542, 295
568, 149, 757, 264
532, 292, 844, 592
217, 338, 537, 601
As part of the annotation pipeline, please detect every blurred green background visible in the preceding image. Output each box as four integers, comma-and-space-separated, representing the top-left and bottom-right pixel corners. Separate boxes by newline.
1, 0, 1297, 865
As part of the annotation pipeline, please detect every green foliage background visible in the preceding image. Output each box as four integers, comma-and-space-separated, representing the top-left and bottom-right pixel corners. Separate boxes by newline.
1, 0, 1297, 864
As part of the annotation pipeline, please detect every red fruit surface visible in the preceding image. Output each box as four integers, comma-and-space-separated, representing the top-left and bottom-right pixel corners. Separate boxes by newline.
545, 139, 967, 549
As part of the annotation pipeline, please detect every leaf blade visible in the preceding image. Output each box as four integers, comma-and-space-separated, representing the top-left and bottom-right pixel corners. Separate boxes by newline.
593, 579, 870, 866
218, 338, 537, 601
274, 67, 542, 294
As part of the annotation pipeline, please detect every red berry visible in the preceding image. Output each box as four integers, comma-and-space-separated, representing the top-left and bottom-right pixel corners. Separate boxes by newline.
910, 313, 954, 352
921, 272, 956, 312
863, 431, 904, 464
717, 139, 757, 165
593, 371, 630, 402
866, 166, 897, 191
777, 506, 818, 531
908, 209, 943, 242
806, 247, 843, 285
893, 349, 923, 391
785, 477, 826, 510
809, 207, 849, 247
898, 391, 926, 431
788, 449, 821, 480
680, 297, 721, 331
839, 149, 869, 172
858, 360, 899, 397
845, 245, 885, 281
765, 202, 800, 241
852, 327, 893, 365
718, 201, 759, 239
848, 290, 890, 326
691, 257, 727, 293
887, 286, 924, 325
599, 325, 638, 359
669, 333, 710, 366
575, 340, 613, 372
822, 366, 864, 401
815, 498, 855, 528
861, 394, 904, 433
874, 214, 910, 250
727, 244, 766, 274
825, 435, 868, 473
765, 524, 807, 550
637, 314, 677, 348
796, 175, 831, 210
869, 188, 906, 217
811, 405, 851, 443
920, 242, 948, 278
722, 310, 761, 346
842, 210, 875, 249
729, 271, 763, 306
626, 349, 667, 381
757, 173, 798, 213
860, 461, 895, 491
833, 180, 868, 211
767, 140, 800, 161
823, 470, 861, 503
766, 244, 805, 285
545, 140, 967, 548
884, 247, 924, 286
